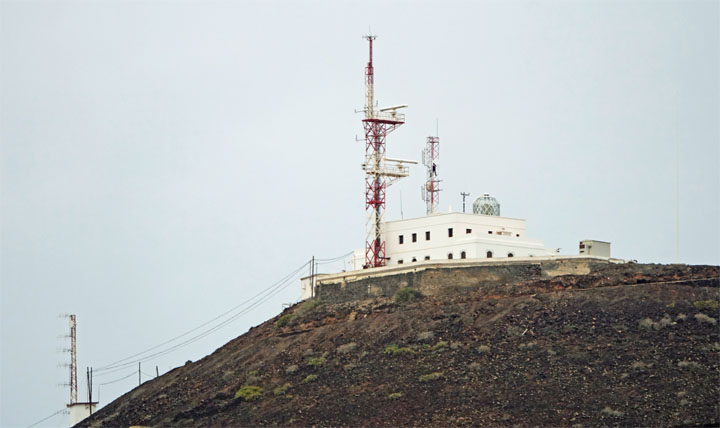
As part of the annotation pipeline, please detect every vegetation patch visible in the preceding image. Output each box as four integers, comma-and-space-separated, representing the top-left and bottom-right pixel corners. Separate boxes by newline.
693, 300, 719, 311
384, 344, 414, 356
307, 356, 326, 367
695, 313, 717, 325
302, 374, 317, 383
430, 341, 448, 352
284, 364, 298, 374
234, 385, 263, 401
388, 392, 403, 400
417, 331, 435, 342
477, 345, 491, 354
519, 341, 537, 350
678, 360, 702, 369
275, 314, 296, 329
395, 288, 423, 303
601, 406, 623, 417
418, 372, 443, 382
273, 383, 291, 396
336, 343, 357, 354
298, 298, 322, 315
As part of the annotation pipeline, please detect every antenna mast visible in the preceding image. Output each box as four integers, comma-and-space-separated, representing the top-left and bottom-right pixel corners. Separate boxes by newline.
422, 135, 441, 214
361, 35, 409, 268
67, 314, 78, 405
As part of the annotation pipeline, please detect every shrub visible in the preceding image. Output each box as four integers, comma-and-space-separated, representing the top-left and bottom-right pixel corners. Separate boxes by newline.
601, 406, 623, 417
417, 331, 435, 342
695, 313, 717, 325
336, 343, 357, 354
518, 341, 537, 350
477, 345, 491, 354
235, 385, 263, 401
285, 364, 298, 374
275, 314, 295, 328
418, 372, 443, 382
678, 360, 702, 369
430, 341, 448, 352
693, 300, 719, 311
384, 344, 414, 356
273, 383, 291, 396
302, 374, 317, 383
395, 288, 423, 303
307, 356, 326, 367
298, 298, 322, 315
388, 392, 403, 400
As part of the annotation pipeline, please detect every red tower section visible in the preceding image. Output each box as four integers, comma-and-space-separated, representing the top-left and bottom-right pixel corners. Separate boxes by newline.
362, 36, 405, 268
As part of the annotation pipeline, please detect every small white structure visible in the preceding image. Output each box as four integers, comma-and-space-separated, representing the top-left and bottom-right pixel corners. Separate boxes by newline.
68, 402, 97, 427
579, 240, 611, 257
351, 210, 556, 270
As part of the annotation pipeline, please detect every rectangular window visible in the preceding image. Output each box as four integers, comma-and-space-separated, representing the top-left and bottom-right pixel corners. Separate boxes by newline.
488, 231, 493, 234
466, 228, 472, 234
516, 234, 520, 237
424, 256, 430, 260
412, 233, 417, 243
579, 244, 585, 249
398, 259, 404, 264
448, 228, 453, 238
399, 235, 404, 245
425, 231, 431, 240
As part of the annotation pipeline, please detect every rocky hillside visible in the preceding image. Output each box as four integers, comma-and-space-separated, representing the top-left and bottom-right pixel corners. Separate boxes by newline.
80, 263, 719, 427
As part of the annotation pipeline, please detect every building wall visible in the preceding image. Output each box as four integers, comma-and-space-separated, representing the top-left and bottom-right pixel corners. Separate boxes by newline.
316, 257, 621, 303
352, 212, 554, 269
580, 240, 611, 257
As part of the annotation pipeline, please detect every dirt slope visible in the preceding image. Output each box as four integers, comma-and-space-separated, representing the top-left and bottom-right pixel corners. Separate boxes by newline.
80, 263, 719, 427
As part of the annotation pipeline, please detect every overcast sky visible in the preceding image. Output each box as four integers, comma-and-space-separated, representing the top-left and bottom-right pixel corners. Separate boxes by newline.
1, 1, 718, 426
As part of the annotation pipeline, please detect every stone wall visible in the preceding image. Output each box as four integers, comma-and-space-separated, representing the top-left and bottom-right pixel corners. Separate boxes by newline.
315, 257, 614, 303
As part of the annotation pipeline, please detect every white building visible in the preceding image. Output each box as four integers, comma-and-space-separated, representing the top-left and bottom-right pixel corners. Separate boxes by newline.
352, 209, 556, 270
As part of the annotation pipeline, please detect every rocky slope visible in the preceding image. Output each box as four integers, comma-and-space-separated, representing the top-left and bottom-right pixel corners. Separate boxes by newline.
80, 263, 719, 427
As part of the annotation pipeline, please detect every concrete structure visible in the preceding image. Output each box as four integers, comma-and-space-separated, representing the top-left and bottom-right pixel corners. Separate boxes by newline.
579, 240, 611, 257
301, 255, 625, 302
351, 212, 556, 270
68, 402, 97, 427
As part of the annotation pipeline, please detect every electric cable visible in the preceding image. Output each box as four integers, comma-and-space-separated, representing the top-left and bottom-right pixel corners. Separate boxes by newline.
94, 260, 309, 373
95, 260, 309, 374
99, 371, 136, 386
26, 408, 66, 428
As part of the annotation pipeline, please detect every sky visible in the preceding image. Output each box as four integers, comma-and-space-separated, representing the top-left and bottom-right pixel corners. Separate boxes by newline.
1, 0, 718, 426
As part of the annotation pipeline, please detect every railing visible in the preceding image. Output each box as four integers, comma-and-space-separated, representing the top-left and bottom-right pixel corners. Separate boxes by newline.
365, 110, 405, 123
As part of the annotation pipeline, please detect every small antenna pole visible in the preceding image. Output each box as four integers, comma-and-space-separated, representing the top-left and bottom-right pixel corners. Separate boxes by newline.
461, 192, 470, 213
138, 362, 141, 386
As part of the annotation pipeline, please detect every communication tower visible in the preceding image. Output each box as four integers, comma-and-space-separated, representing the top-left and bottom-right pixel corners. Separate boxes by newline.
62, 314, 78, 405
421, 136, 441, 214
360, 35, 413, 268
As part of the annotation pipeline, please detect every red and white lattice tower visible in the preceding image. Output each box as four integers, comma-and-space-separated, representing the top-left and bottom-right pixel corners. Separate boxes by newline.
422, 136, 441, 215
68, 314, 78, 405
361, 35, 410, 268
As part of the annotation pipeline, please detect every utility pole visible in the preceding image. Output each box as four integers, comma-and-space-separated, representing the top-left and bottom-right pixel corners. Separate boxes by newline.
461, 192, 469, 213
310, 256, 315, 298
156, 366, 159, 378
138, 362, 141, 386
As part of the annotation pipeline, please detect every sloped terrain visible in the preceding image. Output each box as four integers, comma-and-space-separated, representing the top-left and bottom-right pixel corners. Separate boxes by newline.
80, 263, 719, 427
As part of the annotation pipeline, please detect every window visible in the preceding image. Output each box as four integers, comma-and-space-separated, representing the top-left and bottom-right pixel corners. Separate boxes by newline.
411, 257, 417, 262
412, 233, 417, 243
486, 251, 493, 258
399, 235, 404, 245
424, 255, 430, 260
466, 228, 472, 234
516, 234, 520, 237
460, 251, 467, 259
448, 253, 453, 259
508, 253, 514, 258
425, 231, 431, 240
398, 259, 404, 264
488, 231, 493, 234
579, 244, 585, 249
448, 228, 453, 237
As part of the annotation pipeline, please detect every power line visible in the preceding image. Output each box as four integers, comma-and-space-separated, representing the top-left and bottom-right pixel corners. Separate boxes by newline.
99, 371, 136, 386
95, 260, 310, 374
315, 251, 353, 263
26, 408, 66, 428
